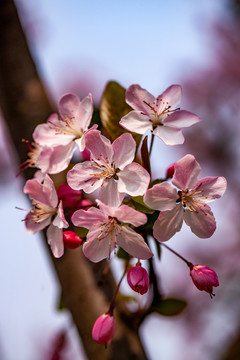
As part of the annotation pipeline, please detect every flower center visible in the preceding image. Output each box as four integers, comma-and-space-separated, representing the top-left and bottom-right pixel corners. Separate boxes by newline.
17, 140, 40, 176
47, 116, 84, 139
141, 100, 179, 127
90, 155, 117, 187
177, 183, 208, 214
29, 200, 57, 223
97, 217, 122, 258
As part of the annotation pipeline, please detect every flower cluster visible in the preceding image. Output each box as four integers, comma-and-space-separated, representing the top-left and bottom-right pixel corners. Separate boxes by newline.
20, 83, 227, 346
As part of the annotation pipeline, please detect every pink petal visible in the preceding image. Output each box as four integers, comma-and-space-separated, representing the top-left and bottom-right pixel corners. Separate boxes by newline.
24, 175, 58, 208
153, 125, 184, 145
164, 110, 201, 128
196, 176, 227, 202
157, 85, 182, 110
112, 133, 136, 169
153, 206, 183, 242
117, 162, 150, 196
85, 130, 113, 164
117, 226, 153, 259
183, 205, 216, 238
114, 205, 147, 227
52, 201, 69, 229
144, 182, 178, 211
98, 179, 124, 208
25, 212, 51, 234
67, 161, 103, 193
125, 84, 156, 112
46, 142, 76, 174
120, 111, 153, 134
172, 154, 201, 190
71, 207, 107, 229
83, 229, 112, 262
59, 93, 93, 131
47, 224, 64, 258
33, 119, 75, 146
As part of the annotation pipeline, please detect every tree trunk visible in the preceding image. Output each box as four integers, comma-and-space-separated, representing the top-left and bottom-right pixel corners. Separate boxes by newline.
0, 0, 148, 359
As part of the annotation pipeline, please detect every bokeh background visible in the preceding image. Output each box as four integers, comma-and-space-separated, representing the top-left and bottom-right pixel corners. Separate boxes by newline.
1, 0, 240, 359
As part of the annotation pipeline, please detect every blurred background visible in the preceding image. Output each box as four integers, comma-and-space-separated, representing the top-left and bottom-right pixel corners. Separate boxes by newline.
0, 0, 240, 359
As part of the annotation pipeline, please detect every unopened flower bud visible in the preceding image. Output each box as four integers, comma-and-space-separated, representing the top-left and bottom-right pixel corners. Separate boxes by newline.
166, 164, 175, 179
127, 265, 149, 295
57, 184, 83, 208
190, 265, 219, 297
92, 313, 116, 347
63, 231, 83, 249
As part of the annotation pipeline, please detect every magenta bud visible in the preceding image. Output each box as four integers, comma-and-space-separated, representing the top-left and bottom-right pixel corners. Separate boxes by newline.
92, 313, 116, 347
63, 231, 83, 249
57, 184, 83, 208
190, 265, 219, 297
166, 164, 175, 179
127, 265, 149, 295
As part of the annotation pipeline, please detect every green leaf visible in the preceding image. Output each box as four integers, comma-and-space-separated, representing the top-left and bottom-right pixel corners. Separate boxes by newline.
131, 195, 154, 214
116, 294, 137, 303
57, 292, 66, 311
75, 227, 88, 238
154, 239, 161, 260
100, 81, 141, 144
117, 247, 130, 259
151, 298, 187, 316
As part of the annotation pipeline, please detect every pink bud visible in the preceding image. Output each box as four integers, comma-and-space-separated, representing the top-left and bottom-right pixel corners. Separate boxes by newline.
57, 184, 83, 208
190, 265, 219, 297
63, 231, 83, 249
127, 265, 149, 295
166, 164, 175, 179
92, 313, 116, 347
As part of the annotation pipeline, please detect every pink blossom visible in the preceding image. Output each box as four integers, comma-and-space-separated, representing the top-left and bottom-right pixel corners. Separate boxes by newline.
127, 265, 149, 295
32, 93, 96, 172
67, 130, 150, 207
24, 175, 68, 257
144, 154, 227, 241
120, 84, 201, 145
190, 265, 219, 297
71, 200, 153, 263
92, 313, 116, 347
63, 231, 83, 249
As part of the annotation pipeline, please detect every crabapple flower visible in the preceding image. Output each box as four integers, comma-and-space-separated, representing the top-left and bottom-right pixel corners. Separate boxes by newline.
67, 130, 150, 207
144, 154, 227, 241
92, 313, 116, 347
127, 264, 149, 295
24, 174, 68, 257
32, 93, 96, 172
120, 84, 201, 145
63, 231, 83, 249
71, 200, 153, 263
190, 265, 219, 297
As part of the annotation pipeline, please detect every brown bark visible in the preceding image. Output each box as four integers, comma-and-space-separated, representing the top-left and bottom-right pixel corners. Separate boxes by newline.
0, 0, 148, 359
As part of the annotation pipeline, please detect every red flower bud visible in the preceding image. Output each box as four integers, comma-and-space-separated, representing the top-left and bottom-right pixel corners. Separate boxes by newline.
63, 231, 83, 249
127, 265, 149, 295
166, 164, 175, 179
190, 265, 219, 297
57, 184, 83, 208
92, 313, 116, 347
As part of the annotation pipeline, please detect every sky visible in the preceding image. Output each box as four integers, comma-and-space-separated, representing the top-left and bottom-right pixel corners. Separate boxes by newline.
0, 0, 228, 359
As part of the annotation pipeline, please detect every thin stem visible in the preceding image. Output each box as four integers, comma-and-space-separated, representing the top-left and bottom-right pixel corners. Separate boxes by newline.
160, 243, 193, 268
108, 260, 129, 315
149, 132, 155, 157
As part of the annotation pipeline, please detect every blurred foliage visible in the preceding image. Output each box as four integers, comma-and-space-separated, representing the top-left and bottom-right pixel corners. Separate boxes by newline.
151, 298, 187, 317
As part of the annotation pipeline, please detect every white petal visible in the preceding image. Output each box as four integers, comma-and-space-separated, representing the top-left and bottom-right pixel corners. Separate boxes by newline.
117, 226, 153, 259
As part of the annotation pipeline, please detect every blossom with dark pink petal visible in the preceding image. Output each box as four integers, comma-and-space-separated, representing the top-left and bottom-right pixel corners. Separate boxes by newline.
144, 154, 227, 241
127, 265, 149, 295
120, 84, 201, 145
92, 313, 116, 347
190, 265, 219, 297
71, 200, 153, 263
24, 175, 68, 257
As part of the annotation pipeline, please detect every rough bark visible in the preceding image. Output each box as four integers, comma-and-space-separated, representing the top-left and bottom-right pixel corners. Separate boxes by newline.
0, 0, 148, 359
